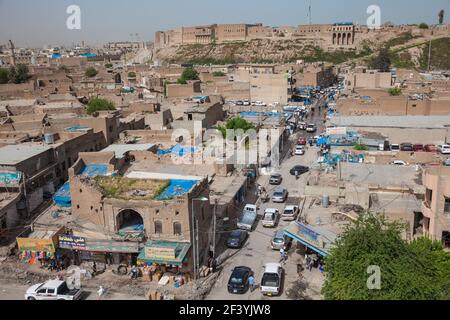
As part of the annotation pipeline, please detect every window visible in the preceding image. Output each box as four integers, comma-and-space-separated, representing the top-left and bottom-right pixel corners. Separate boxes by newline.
444, 197, 450, 213
173, 222, 182, 235
37, 288, 47, 294
47, 288, 55, 294
154, 220, 162, 234
425, 188, 433, 206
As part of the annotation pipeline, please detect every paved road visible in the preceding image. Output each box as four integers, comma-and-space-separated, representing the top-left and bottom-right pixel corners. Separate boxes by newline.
0, 281, 145, 300
206, 97, 327, 300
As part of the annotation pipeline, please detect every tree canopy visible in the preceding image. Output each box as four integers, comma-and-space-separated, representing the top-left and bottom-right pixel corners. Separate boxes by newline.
388, 87, 402, 96
322, 214, 450, 300
2, 64, 30, 84
369, 48, 391, 72
418, 23, 429, 29
0, 68, 9, 84
217, 116, 255, 138
86, 98, 116, 115
177, 67, 199, 84
85, 67, 98, 78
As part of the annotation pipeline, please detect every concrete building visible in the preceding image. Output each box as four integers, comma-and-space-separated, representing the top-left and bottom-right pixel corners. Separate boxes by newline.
249, 73, 288, 104
421, 167, 450, 247
345, 68, 393, 91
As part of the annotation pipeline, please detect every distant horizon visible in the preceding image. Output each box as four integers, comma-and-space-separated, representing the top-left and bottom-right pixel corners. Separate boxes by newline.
1, 0, 449, 47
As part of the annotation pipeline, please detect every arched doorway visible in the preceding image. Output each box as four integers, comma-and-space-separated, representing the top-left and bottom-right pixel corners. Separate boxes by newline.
116, 209, 144, 232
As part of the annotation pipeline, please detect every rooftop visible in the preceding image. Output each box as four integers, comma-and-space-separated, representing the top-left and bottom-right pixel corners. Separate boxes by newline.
100, 143, 156, 159
0, 144, 51, 165
329, 115, 450, 129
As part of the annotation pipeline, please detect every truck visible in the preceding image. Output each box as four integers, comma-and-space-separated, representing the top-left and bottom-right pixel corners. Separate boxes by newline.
237, 204, 258, 231
25, 280, 83, 300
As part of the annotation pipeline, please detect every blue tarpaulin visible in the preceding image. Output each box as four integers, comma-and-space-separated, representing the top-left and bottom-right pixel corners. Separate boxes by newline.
53, 164, 108, 207
157, 144, 196, 157
156, 179, 198, 200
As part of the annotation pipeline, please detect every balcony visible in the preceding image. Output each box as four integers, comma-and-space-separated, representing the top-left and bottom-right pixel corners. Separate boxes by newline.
421, 200, 433, 219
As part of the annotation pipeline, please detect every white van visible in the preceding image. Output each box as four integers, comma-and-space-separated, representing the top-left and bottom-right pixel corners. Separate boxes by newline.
438, 144, 450, 154
260, 263, 283, 296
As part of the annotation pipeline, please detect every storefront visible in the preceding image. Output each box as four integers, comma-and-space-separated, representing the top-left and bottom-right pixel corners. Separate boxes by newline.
16, 228, 64, 264
137, 240, 191, 273
58, 234, 141, 266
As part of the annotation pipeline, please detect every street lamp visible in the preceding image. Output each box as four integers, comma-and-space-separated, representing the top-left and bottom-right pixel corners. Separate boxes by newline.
191, 196, 209, 281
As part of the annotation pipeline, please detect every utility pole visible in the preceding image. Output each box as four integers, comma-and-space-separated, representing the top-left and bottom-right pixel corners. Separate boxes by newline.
212, 199, 217, 258
427, 39, 432, 71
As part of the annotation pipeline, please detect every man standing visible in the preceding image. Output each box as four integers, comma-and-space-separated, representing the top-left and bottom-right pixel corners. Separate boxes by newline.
248, 273, 255, 292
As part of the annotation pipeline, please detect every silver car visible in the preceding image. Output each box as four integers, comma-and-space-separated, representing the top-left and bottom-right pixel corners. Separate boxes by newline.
272, 187, 288, 203
271, 230, 286, 250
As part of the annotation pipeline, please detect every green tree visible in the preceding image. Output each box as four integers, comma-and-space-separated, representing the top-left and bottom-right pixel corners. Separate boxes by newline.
212, 71, 226, 77
105, 63, 113, 69
322, 214, 450, 300
85, 67, 98, 78
86, 98, 116, 115
8, 64, 30, 84
369, 47, 391, 72
354, 143, 369, 151
388, 87, 402, 96
0, 68, 9, 84
178, 67, 199, 84
217, 116, 255, 138
418, 23, 429, 29
128, 71, 136, 78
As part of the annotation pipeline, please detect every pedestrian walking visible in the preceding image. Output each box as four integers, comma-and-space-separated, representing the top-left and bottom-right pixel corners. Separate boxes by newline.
131, 265, 138, 280
248, 273, 255, 292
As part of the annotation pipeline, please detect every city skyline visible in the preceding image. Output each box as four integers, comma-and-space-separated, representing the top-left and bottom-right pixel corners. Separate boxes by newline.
0, 0, 449, 47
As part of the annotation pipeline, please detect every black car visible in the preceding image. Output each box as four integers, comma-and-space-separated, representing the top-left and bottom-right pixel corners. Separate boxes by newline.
400, 143, 413, 152
226, 230, 248, 248
289, 165, 309, 175
228, 266, 252, 294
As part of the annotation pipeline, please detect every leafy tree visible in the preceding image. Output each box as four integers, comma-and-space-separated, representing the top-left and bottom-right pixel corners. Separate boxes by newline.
388, 87, 402, 96
85, 67, 98, 78
86, 98, 116, 115
0, 68, 9, 84
354, 143, 369, 151
178, 67, 199, 84
418, 23, 429, 29
438, 10, 445, 25
322, 214, 450, 300
8, 64, 30, 84
105, 63, 113, 69
369, 47, 391, 72
212, 71, 226, 77
128, 71, 136, 78
217, 116, 255, 138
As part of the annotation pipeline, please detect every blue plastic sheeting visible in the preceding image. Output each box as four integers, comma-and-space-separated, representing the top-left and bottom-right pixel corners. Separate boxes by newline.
317, 137, 329, 146
156, 180, 198, 200
0, 170, 22, 184
323, 153, 364, 166
64, 125, 90, 132
51, 53, 61, 59
361, 96, 372, 101
157, 144, 196, 157
53, 182, 71, 207
80, 53, 97, 57
53, 164, 108, 207
80, 164, 108, 177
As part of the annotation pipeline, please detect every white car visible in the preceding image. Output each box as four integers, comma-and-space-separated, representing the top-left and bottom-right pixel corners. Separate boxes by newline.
282, 205, 299, 221
306, 124, 317, 133
25, 280, 82, 300
261, 263, 283, 296
438, 144, 450, 154
262, 208, 280, 228
294, 145, 305, 155
391, 160, 407, 166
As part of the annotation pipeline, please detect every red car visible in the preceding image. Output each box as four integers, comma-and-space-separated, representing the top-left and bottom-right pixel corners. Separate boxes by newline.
297, 137, 307, 145
424, 144, 437, 152
413, 144, 424, 152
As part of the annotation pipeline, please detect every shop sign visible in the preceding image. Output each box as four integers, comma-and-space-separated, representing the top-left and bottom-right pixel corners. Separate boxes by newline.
59, 235, 87, 250
296, 223, 321, 248
145, 246, 176, 260
17, 238, 55, 252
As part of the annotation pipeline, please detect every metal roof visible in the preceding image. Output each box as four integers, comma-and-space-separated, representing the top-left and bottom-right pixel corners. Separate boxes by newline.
0, 144, 51, 166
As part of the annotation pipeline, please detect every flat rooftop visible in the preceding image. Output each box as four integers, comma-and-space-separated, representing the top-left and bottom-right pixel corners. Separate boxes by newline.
0, 144, 51, 165
100, 143, 156, 159
329, 115, 450, 129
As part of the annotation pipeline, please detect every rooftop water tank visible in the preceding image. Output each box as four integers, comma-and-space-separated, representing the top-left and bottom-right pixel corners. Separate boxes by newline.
44, 133, 55, 144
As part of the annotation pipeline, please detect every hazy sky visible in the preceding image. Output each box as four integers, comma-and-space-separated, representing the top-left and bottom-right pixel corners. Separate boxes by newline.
1, 0, 449, 47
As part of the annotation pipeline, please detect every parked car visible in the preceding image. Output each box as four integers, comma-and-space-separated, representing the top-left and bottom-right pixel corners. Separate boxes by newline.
413, 144, 424, 152
391, 160, 407, 166
400, 143, 413, 152
294, 145, 305, 155
262, 208, 280, 228
260, 263, 283, 296
271, 230, 287, 250
226, 230, 248, 248
25, 280, 82, 300
282, 205, 299, 221
228, 266, 252, 294
237, 204, 258, 231
243, 99, 251, 106
289, 165, 309, 176
269, 173, 282, 185
443, 159, 450, 166
390, 144, 400, 151
272, 187, 288, 203
306, 124, 317, 133
424, 144, 437, 152
299, 123, 307, 130
236, 100, 244, 106
438, 144, 450, 154
297, 137, 307, 145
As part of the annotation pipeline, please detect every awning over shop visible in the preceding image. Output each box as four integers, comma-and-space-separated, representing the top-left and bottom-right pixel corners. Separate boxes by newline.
284, 221, 337, 257
137, 241, 191, 266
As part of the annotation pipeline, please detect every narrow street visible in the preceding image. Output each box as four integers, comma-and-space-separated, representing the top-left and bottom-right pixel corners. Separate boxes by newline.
206, 97, 327, 300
